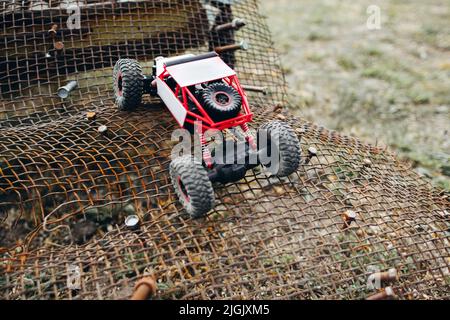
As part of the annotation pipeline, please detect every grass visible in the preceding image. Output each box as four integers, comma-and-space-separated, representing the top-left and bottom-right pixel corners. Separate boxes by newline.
261, 0, 450, 191
337, 56, 357, 70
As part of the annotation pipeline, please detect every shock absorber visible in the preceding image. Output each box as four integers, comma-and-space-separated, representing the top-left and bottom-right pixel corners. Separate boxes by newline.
240, 123, 256, 150
199, 131, 213, 168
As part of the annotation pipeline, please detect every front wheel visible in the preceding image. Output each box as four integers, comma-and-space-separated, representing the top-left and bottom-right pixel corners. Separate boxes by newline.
257, 120, 301, 177
113, 59, 143, 111
169, 155, 215, 218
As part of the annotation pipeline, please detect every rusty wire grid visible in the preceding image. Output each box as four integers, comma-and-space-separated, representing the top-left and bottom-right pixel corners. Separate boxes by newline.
0, 0, 449, 300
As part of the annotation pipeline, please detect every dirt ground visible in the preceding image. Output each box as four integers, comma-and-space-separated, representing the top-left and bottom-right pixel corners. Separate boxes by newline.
260, 0, 450, 191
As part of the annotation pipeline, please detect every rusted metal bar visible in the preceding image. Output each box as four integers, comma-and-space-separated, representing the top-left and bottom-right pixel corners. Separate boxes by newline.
214, 40, 249, 53
54, 41, 65, 51
241, 85, 267, 95
304, 146, 318, 164
131, 276, 157, 300
48, 24, 58, 38
57, 80, 77, 99
342, 210, 357, 229
125, 215, 140, 230
366, 287, 396, 300
86, 111, 96, 121
368, 268, 398, 284
214, 18, 246, 32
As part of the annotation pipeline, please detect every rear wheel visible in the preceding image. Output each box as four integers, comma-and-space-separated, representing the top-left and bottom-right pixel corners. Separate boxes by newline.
113, 59, 143, 111
258, 120, 301, 177
169, 155, 215, 218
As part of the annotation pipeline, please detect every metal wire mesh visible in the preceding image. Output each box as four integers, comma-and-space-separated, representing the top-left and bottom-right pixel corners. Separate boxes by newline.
0, 0, 449, 299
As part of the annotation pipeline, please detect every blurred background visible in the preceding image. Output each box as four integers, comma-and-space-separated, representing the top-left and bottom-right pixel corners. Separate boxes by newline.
261, 0, 449, 191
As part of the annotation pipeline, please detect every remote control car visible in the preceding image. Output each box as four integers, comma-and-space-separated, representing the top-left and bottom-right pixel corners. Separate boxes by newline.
113, 52, 301, 217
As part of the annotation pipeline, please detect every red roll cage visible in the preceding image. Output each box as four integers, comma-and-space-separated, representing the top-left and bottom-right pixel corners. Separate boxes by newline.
158, 65, 253, 132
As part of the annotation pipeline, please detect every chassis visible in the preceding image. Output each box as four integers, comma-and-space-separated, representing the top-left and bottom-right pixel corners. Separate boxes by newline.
113, 52, 301, 217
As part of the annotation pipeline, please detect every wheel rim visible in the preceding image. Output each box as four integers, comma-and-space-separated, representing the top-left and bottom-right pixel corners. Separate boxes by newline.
116, 72, 123, 96
213, 91, 232, 108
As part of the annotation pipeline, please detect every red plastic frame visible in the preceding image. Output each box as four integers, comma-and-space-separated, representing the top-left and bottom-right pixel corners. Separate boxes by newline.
158, 66, 253, 132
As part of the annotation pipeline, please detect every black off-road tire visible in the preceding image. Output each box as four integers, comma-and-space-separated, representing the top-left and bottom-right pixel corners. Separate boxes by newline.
113, 59, 143, 111
258, 120, 301, 177
201, 82, 241, 121
169, 155, 215, 218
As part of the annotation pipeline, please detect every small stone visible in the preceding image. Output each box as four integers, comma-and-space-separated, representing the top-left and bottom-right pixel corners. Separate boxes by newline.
98, 125, 108, 134
123, 204, 135, 215
86, 111, 96, 120
307, 147, 318, 158
273, 186, 284, 195
363, 158, 372, 167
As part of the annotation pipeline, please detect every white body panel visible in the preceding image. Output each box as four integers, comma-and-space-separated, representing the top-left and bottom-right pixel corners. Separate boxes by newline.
155, 54, 195, 76
156, 77, 187, 126
165, 56, 235, 87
